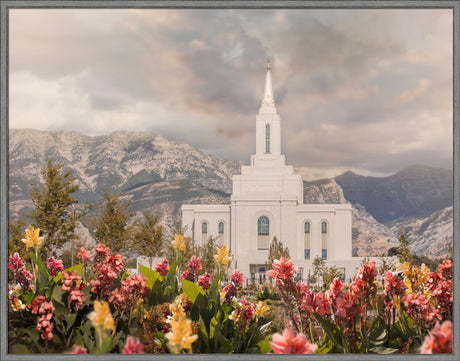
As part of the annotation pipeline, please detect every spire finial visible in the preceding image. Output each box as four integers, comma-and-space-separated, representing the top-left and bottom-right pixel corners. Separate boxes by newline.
266, 48, 270, 70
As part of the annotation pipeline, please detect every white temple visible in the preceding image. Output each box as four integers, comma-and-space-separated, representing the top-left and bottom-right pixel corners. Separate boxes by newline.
182, 57, 360, 282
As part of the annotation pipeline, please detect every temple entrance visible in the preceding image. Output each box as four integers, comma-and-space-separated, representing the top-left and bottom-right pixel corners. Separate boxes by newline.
250, 264, 267, 284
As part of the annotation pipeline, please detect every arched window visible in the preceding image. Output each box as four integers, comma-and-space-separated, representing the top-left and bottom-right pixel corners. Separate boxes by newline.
258, 216, 269, 235
257, 216, 270, 249
321, 221, 327, 259
218, 221, 224, 234
202, 221, 208, 234
305, 222, 310, 234
265, 124, 270, 153
321, 221, 327, 234
304, 221, 311, 260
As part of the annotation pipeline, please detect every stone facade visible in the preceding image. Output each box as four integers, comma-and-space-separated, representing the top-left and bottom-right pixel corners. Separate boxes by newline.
182, 58, 361, 282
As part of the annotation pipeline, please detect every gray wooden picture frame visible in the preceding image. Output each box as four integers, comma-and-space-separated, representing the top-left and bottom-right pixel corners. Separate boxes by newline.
0, 1, 458, 360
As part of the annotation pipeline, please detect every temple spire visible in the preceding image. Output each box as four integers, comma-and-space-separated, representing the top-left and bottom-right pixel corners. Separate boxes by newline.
260, 54, 276, 112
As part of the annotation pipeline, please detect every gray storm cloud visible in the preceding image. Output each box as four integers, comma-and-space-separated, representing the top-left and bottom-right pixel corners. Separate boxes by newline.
9, 8, 453, 179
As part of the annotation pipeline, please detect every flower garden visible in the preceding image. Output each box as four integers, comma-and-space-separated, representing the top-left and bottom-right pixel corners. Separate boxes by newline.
8, 226, 453, 354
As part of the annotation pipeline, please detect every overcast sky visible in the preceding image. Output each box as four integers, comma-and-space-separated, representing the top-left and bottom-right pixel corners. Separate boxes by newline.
9, 8, 453, 180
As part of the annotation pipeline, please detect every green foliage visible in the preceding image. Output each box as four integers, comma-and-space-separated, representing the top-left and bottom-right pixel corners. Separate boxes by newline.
29, 159, 80, 257
265, 236, 290, 270
201, 236, 219, 274
396, 231, 413, 263
8, 218, 29, 260
322, 266, 343, 286
131, 212, 164, 268
255, 287, 280, 301
88, 189, 134, 253
312, 256, 326, 286
378, 258, 395, 276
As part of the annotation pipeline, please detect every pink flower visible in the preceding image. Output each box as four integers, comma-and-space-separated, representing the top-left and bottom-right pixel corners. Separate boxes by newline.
383, 270, 405, 296
188, 256, 202, 271
8, 252, 23, 271
77, 246, 90, 261
437, 259, 452, 280
123, 336, 144, 354
29, 295, 46, 315
270, 328, 317, 354
46, 257, 64, 277
66, 345, 87, 354
325, 278, 343, 304
197, 273, 212, 291
266, 257, 296, 283
403, 292, 442, 329
300, 291, 330, 317
35, 301, 55, 341
155, 258, 170, 277
420, 321, 453, 354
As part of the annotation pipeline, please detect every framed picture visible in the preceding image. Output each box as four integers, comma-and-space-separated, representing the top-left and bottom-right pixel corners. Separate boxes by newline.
1, 0, 458, 359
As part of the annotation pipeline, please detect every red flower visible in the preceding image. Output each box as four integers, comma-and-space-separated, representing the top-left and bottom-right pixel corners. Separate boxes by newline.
8, 252, 23, 271
231, 269, 244, 287
403, 292, 442, 329
123, 336, 144, 354
29, 295, 46, 315
270, 328, 317, 354
420, 321, 453, 354
188, 256, 202, 271
181, 270, 195, 282
155, 258, 170, 277
35, 301, 55, 341
197, 272, 212, 291
46, 257, 64, 277
300, 291, 330, 317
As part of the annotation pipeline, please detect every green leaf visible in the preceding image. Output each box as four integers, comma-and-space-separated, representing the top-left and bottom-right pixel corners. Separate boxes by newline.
64, 314, 77, 333
316, 335, 334, 354
51, 283, 65, 305
53, 263, 82, 283
259, 321, 272, 334
22, 289, 35, 305
257, 339, 271, 354
182, 279, 205, 303
11, 343, 34, 353
138, 264, 162, 289
312, 312, 343, 352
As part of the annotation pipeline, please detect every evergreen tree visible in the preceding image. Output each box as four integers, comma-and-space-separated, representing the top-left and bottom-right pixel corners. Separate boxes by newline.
312, 256, 326, 287
8, 218, 28, 260
322, 266, 343, 286
29, 159, 80, 257
131, 212, 164, 269
265, 236, 290, 270
201, 236, 219, 274
396, 231, 413, 263
88, 190, 134, 253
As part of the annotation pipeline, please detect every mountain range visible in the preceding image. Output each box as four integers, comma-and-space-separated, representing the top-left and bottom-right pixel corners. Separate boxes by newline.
8, 129, 453, 259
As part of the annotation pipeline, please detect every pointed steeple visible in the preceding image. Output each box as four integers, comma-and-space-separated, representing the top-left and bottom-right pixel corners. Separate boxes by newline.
260, 55, 276, 114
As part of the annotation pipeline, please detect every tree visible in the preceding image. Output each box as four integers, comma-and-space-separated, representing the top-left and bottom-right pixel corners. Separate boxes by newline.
8, 218, 28, 260
131, 212, 164, 269
29, 159, 80, 257
312, 256, 326, 287
88, 190, 134, 253
322, 266, 343, 286
396, 231, 412, 263
378, 258, 395, 276
201, 236, 219, 274
265, 236, 290, 270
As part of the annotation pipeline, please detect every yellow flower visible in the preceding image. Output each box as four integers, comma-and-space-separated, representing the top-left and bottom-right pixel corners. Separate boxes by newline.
168, 294, 187, 322
219, 289, 226, 303
254, 301, 270, 318
88, 301, 115, 333
22, 225, 43, 250
393, 294, 401, 314
172, 234, 186, 253
214, 245, 231, 267
12, 298, 26, 311
165, 313, 198, 354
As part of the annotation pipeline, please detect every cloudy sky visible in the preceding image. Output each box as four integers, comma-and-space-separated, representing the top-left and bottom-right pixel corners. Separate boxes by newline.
9, 8, 453, 180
